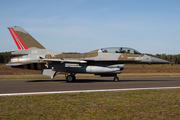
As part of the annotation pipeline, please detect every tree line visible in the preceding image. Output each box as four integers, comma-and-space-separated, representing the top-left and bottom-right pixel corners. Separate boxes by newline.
145, 53, 180, 64
0, 52, 180, 64
0, 52, 11, 64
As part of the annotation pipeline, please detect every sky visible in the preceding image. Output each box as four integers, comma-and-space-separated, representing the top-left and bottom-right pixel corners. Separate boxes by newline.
0, 0, 180, 54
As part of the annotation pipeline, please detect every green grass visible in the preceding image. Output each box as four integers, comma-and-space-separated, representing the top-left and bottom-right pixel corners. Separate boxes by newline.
1, 89, 180, 119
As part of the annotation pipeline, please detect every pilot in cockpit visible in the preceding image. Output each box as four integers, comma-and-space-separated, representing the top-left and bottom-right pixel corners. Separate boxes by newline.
120, 48, 122, 53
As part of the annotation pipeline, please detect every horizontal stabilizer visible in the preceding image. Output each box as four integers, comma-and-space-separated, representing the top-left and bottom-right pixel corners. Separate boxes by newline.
41, 69, 57, 79
41, 69, 55, 76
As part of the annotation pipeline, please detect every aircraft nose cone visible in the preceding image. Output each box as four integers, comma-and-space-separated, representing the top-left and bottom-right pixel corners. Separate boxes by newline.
151, 57, 170, 64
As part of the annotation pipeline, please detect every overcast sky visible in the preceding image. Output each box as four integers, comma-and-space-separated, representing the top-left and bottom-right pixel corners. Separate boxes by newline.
0, 0, 180, 54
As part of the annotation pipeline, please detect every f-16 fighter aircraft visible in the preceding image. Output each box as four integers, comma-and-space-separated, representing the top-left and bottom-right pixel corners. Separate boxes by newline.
7, 26, 170, 82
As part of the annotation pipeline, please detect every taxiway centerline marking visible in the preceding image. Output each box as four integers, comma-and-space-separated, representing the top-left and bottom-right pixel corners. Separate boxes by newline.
1, 86, 180, 96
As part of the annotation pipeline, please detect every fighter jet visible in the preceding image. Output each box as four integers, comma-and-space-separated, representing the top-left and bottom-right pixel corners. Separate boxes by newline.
6, 26, 170, 82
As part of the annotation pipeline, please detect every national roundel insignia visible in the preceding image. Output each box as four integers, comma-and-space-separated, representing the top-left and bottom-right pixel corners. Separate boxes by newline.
45, 54, 52, 59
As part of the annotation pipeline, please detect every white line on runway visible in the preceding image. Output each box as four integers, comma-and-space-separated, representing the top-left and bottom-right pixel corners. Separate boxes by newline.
1, 86, 180, 96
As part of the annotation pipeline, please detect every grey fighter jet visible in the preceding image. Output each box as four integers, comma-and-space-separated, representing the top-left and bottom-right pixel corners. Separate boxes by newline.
6, 26, 170, 82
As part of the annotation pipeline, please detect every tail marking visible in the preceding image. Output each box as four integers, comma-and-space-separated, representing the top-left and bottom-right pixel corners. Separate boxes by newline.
8, 28, 27, 50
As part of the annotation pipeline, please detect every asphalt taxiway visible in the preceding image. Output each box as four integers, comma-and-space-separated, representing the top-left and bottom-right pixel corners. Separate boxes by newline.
0, 76, 180, 95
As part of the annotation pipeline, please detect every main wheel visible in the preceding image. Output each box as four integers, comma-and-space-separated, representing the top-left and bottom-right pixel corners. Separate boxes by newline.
66, 75, 74, 82
114, 76, 119, 82
72, 75, 76, 81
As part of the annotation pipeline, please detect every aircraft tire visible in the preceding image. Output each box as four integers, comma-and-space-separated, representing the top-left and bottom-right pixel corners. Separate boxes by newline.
66, 75, 74, 82
73, 75, 76, 81
114, 77, 119, 82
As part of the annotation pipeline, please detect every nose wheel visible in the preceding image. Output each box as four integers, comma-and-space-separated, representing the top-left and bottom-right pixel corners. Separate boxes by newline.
114, 76, 119, 82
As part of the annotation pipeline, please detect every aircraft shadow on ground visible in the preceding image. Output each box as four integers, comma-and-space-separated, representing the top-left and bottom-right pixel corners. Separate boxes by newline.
26, 79, 113, 83
26, 79, 173, 83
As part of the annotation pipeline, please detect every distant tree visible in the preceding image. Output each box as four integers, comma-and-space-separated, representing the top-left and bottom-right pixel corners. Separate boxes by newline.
0, 52, 11, 64
143, 53, 180, 64
161, 54, 167, 60
0, 54, 4, 63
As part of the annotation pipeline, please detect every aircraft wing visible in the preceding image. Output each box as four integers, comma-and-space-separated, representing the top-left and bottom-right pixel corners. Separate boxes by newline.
39, 59, 87, 63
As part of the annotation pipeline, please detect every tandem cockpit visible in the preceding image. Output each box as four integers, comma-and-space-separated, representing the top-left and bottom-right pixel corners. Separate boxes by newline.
100, 47, 141, 54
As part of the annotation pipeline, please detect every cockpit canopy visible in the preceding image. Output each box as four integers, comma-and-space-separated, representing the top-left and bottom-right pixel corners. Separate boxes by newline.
101, 47, 141, 54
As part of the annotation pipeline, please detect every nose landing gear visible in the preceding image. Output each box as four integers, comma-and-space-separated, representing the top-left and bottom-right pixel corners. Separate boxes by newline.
114, 76, 119, 82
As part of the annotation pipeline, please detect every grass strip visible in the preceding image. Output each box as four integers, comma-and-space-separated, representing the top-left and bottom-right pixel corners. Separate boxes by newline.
0, 89, 180, 119
0, 73, 180, 80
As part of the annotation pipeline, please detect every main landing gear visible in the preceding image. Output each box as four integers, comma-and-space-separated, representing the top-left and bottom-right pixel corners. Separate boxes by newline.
65, 73, 119, 82
66, 73, 76, 82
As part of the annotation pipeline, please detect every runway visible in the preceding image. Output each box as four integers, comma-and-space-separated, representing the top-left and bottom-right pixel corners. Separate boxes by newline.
0, 76, 180, 95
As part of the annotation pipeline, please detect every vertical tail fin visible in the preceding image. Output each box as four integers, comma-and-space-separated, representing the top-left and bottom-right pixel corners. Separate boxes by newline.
8, 26, 45, 50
